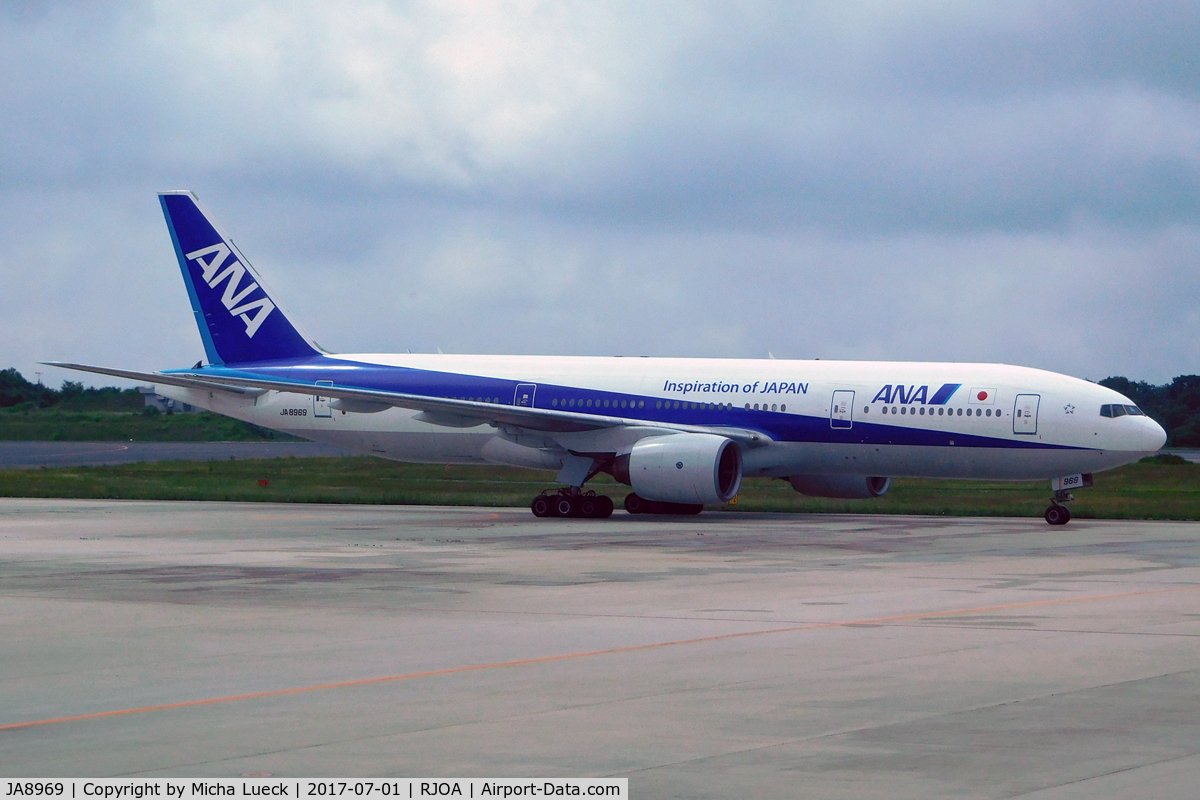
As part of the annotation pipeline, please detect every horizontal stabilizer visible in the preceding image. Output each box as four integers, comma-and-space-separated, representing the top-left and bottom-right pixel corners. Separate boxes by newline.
42, 362, 264, 396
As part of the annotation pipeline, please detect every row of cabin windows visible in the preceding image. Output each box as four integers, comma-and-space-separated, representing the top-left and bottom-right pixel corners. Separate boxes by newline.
659, 401, 739, 410
446, 397, 1139, 423
867, 405, 999, 417
552, 397, 645, 410
1100, 404, 1145, 417
446, 397, 1141, 424
450, 395, 1004, 420
655, 401, 785, 412
450, 395, 1017, 421
548, 398, 789, 413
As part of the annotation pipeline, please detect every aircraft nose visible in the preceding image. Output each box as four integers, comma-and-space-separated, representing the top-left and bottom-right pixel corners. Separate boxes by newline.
1143, 417, 1168, 453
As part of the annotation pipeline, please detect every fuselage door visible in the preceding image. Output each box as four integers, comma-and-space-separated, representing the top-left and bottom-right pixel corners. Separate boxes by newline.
830, 390, 855, 429
314, 380, 333, 418
514, 383, 537, 408
1013, 394, 1039, 434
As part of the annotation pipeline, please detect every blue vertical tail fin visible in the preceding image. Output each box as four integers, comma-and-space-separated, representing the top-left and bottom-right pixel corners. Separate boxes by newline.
159, 191, 321, 365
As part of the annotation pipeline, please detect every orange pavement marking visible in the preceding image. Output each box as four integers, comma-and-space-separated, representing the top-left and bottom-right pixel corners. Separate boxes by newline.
3, 584, 1196, 732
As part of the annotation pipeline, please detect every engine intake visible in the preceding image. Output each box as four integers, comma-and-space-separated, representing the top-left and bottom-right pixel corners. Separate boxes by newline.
788, 475, 891, 499
615, 434, 742, 505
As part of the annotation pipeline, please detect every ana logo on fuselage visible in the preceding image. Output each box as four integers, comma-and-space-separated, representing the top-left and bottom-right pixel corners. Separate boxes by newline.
184, 243, 275, 338
872, 383, 961, 405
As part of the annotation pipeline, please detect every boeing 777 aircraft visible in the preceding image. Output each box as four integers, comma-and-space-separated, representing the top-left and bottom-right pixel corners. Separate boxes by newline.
51, 192, 1166, 524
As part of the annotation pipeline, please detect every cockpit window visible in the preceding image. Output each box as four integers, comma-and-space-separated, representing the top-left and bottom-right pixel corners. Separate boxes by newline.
1100, 403, 1144, 418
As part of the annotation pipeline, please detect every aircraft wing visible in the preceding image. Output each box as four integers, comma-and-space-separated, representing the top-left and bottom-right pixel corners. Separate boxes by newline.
46, 362, 772, 446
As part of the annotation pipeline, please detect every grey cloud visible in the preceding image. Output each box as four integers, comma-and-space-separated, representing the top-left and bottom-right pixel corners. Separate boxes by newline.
1, 2, 1197, 386
5, 2, 1198, 232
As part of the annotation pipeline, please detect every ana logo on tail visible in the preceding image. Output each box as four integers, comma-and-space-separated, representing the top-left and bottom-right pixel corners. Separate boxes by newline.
185, 243, 276, 338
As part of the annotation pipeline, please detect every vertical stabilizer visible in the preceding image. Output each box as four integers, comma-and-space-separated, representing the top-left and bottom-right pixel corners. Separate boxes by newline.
159, 191, 320, 365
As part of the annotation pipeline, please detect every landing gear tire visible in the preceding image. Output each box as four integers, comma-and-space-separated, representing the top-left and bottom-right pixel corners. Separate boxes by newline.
531, 495, 552, 518
575, 495, 615, 519
578, 496, 598, 518
553, 495, 576, 517
1044, 504, 1071, 525
624, 493, 647, 514
597, 495, 615, 518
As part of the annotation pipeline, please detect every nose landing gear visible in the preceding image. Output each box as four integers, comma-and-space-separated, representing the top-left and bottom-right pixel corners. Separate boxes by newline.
1044, 475, 1093, 525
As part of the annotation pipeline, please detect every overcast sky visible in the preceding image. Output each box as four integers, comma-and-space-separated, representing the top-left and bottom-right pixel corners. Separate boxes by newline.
2, 1, 1198, 387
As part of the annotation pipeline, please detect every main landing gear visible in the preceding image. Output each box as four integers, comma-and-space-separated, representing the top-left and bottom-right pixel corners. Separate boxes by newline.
527, 490, 702, 518
530, 488, 615, 519
1044, 490, 1073, 526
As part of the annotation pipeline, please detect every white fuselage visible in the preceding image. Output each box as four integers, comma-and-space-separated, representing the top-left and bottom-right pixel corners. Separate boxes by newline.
157, 354, 1166, 481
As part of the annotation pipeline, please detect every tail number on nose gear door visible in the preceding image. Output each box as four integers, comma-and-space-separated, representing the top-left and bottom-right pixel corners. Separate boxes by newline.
281, 408, 308, 416
1052, 474, 1093, 491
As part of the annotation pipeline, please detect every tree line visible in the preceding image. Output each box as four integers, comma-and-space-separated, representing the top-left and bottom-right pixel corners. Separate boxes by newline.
0, 368, 141, 411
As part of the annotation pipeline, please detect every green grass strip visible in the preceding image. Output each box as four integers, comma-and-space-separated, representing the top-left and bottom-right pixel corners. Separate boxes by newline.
0, 457, 1196, 519
0, 409, 292, 442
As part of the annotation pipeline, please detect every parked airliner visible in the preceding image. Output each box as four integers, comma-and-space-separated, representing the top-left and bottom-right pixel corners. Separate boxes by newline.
51, 192, 1166, 524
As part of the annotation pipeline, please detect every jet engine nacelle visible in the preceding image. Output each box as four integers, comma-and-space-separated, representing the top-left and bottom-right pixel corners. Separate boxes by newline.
788, 474, 891, 499
621, 433, 743, 505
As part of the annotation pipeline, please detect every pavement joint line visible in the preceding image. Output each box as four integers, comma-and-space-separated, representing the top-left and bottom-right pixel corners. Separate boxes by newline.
887, 623, 1200, 637
3, 583, 1197, 733
619, 667, 1200, 781
1002, 748, 1200, 798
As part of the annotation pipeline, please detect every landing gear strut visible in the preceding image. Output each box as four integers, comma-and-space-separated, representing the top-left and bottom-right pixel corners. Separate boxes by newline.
1044, 490, 1074, 526
530, 488, 614, 519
